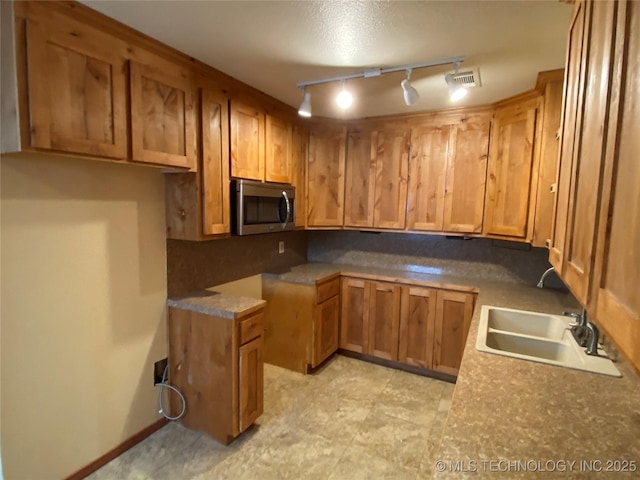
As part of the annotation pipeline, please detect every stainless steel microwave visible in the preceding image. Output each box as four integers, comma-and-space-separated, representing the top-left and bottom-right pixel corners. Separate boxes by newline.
231, 179, 296, 235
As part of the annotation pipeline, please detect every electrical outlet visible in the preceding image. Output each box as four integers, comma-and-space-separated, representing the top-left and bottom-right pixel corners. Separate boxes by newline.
278, 241, 285, 254
154, 358, 168, 385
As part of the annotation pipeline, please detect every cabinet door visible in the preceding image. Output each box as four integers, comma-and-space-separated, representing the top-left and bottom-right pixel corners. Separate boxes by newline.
443, 121, 490, 233
307, 126, 346, 227
561, 0, 616, 304
238, 336, 263, 433
373, 128, 410, 229
367, 282, 401, 360
201, 88, 230, 235
265, 114, 292, 183
398, 286, 437, 369
344, 130, 376, 227
406, 125, 449, 231
230, 101, 265, 181
291, 124, 308, 228
485, 98, 538, 238
433, 290, 475, 376
340, 278, 370, 353
550, 0, 588, 270
532, 74, 564, 247
25, 14, 127, 159
130, 59, 197, 169
592, 0, 640, 374
313, 296, 340, 367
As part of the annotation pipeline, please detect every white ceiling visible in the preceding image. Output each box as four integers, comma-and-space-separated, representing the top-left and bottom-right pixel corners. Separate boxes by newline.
82, 0, 573, 119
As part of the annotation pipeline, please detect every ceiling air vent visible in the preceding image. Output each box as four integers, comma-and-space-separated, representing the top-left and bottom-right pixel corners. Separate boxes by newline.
450, 69, 481, 88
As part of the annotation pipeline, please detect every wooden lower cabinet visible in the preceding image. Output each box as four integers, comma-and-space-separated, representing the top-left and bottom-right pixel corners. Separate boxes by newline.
262, 276, 340, 373
433, 290, 475, 376
168, 306, 264, 445
341, 276, 476, 377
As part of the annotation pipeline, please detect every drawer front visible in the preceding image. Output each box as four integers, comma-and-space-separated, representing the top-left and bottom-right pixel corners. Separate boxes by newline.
316, 277, 340, 304
239, 312, 264, 345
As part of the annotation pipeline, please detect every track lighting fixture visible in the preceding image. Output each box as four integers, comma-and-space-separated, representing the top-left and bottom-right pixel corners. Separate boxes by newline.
295, 55, 466, 117
298, 89, 312, 117
445, 62, 468, 102
401, 69, 420, 106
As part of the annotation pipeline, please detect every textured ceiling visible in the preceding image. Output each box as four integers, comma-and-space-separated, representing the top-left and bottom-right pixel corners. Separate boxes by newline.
83, 0, 573, 119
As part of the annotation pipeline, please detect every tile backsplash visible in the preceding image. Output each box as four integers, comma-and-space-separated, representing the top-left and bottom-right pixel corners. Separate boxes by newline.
308, 231, 565, 288
167, 230, 307, 296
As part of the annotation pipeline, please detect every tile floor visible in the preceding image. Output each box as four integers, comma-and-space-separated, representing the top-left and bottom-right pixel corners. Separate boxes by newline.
87, 355, 454, 480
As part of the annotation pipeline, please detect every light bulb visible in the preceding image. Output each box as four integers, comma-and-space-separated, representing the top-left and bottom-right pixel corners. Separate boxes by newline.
446, 73, 468, 102
336, 87, 353, 109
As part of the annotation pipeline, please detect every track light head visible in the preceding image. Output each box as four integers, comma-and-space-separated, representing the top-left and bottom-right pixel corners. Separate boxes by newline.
298, 90, 312, 117
336, 81, 353, 109
401, 70, 420, 106
445, 73, 468, 102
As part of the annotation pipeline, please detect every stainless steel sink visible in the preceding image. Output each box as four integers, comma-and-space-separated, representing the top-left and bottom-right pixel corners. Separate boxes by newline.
476, 306, 621, 377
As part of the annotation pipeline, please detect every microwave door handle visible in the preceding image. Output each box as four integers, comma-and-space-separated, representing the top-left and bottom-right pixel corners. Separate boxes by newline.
281, 191, 291, 229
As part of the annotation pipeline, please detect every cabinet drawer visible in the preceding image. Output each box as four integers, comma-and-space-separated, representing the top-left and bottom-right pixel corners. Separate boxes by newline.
316, 277, 340, 304
239, 312, 263, 345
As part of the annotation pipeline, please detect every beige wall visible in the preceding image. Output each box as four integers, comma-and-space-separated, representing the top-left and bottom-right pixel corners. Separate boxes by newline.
0, 154, 168, 479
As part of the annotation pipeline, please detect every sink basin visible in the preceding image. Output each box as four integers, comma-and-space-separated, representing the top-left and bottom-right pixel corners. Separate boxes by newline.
476, 306, 621, 377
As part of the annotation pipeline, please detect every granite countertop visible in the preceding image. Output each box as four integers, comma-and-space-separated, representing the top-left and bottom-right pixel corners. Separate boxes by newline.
433, 282, 640, 479
167, 289, 266, 319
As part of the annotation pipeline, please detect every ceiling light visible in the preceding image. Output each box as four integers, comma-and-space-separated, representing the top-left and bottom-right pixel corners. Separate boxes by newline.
401, 69, 420, 106
336, 81, 353, 109
295, 55, 466, 116
298, 90, 312, 117
446, 62, 468, 102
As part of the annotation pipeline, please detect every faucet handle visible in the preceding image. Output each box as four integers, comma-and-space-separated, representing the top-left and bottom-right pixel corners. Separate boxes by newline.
563, 311, 581, 319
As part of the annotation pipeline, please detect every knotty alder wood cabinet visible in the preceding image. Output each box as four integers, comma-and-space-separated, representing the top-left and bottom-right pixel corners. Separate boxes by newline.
164, 87, 231, 240
4, 2, 197, 170
168, 305, 264, 445
340, 276, 476, 377
291, 124, 309, 228
262, 275, 340, 373
551, 0, 640, 374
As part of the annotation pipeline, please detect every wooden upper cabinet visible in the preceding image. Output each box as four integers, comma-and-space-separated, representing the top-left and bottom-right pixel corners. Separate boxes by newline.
265, 114, 292, 183
398, 285, 436, 369
531, 71, 564, 248
291, 124, 308, 228
230, 100, 265, 181
129, 58, 197, 169
484, 96, 539, 239
201, 88, 230, 235
307, 125, 346, 227
372, 127, 410, 229
550, 0, 588, 271
24, 11, 127, 159
433, 290, 475, 376
444, 120, 490, 233
344, 129, 376, 227
560, 0, 616, 305
406, 125, 449, 231
593, 0, 640, 375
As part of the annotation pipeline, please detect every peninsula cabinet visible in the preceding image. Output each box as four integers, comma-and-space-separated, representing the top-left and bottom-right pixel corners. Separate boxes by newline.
340, 276, 477, 377
262, 275, 341, 373
164, 87, 230, 240
344, 125, 410, 230
230, 100, 265, 181
168, 305, 264, 445
552, 0, 640, 374
484, 93, 539, 240
307, 125, 347, 227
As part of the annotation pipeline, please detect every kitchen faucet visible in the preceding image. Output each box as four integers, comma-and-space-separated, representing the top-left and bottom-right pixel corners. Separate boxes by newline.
536, 267, 556, 288
563, 308, 588, 347
585, 322, 600, 356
